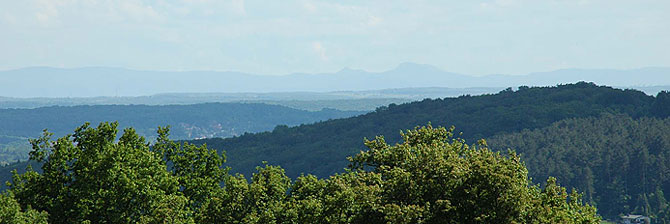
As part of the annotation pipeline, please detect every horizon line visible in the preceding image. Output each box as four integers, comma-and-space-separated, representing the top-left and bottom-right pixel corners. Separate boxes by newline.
2, 63, 669, 78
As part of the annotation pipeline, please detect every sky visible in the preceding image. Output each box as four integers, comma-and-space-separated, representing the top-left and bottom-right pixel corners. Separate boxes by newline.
0, 0, 669, 76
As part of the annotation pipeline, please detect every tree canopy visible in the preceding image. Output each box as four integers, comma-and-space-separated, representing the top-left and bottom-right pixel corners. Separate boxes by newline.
1, 122, 599, 223
488, 113, 670, 222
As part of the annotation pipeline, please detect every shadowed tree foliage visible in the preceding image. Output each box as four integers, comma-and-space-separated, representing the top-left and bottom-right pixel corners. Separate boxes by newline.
488, 113, 670, 222
0, 192, 48, 224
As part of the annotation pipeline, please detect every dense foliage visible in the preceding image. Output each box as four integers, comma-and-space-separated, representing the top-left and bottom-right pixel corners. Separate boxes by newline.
488, 114, 670, 222
345, 125, 599, 223
0, 192, 48, 224
1, 122, 599, 223
192, 82, 663, 179
8, 123, 199, 223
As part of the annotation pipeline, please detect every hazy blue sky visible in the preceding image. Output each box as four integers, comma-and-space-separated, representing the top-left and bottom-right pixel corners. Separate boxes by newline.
1, 0, 668, 75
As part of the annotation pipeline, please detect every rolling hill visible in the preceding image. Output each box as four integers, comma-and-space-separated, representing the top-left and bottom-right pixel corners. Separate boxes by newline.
190, 82, 668, 179
0, 103, 364, 164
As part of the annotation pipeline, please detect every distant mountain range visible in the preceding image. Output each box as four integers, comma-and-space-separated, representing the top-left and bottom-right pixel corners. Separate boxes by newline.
0, 87, 504, 110
1, 63, 668, 97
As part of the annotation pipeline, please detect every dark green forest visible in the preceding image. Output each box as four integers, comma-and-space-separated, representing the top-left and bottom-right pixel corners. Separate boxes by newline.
0, 122, 599, 223
488, 114, 670, 221
191, 83, 666, 179
0, 103, 362, 164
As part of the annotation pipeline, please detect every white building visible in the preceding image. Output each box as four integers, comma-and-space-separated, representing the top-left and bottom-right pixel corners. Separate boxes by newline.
620, 214, 650, 224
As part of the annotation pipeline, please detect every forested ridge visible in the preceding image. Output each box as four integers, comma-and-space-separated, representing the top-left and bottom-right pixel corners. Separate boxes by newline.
191, 82, 667, 179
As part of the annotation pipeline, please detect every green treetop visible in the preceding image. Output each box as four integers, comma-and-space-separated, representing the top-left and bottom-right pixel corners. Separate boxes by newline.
2, 122, 600, 223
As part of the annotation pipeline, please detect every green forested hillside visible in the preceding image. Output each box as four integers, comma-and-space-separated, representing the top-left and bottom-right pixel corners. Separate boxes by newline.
3, 82, 670, 221
488, 114, 670, 221
0, 103, 363, 164
191, 83, 665, 179
0, 103, 363, 140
